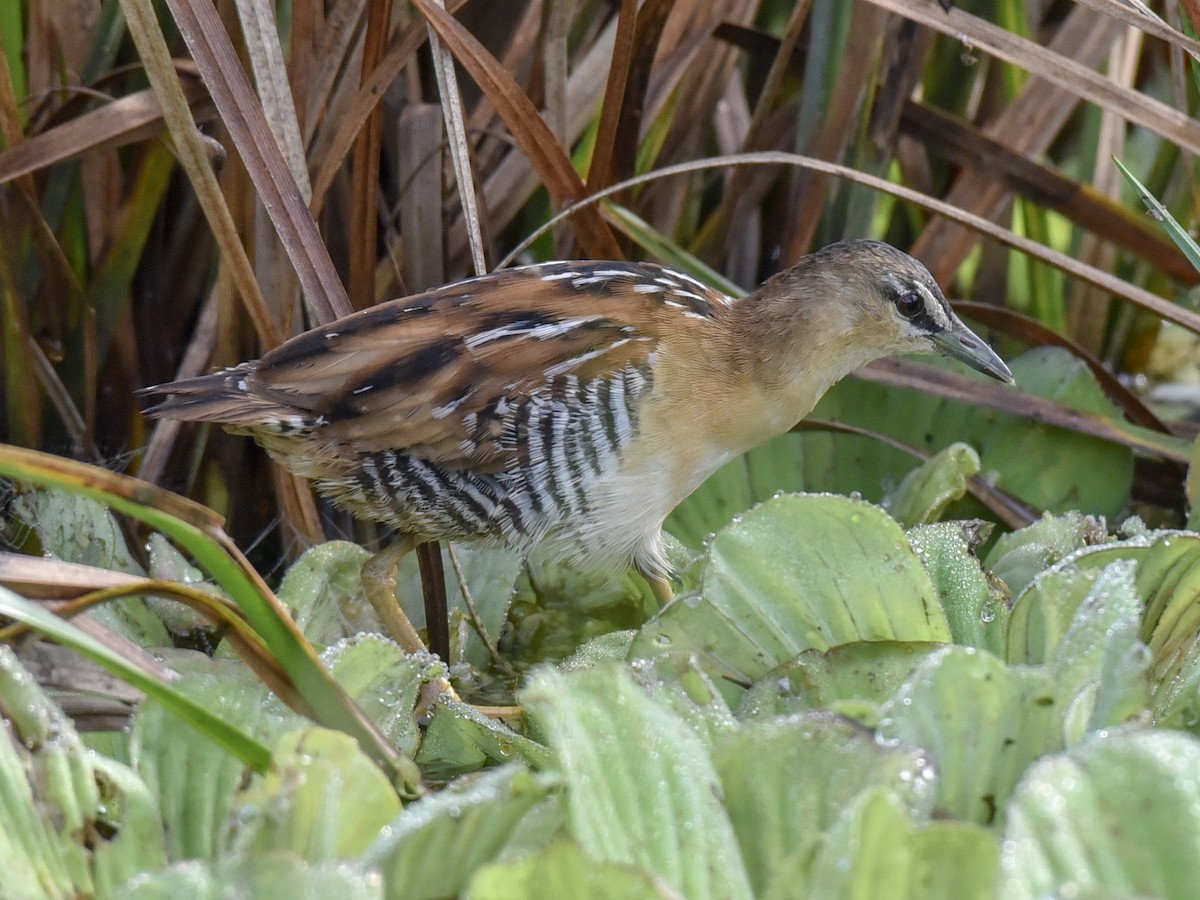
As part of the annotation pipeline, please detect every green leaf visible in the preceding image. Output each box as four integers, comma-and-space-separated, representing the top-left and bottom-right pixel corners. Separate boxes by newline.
1132, 533, 1200, 724
416, 696, 551, 781
0, 587, 272, 776
884, 442, 980, 527
969, 349, 1133, 516
90, 756, 172, 896
468, 839, 674, 900
146, 533, 222, 634
560, 630, 637, 669
805, 790, 915, 900
321, 634, 443, 757
879, 646, 1061, 825
806, 793, 999, 900
909, 520, 1008, 655
713, 714, 935, 897
275, 541, 376, 647
821, 349, 1132, 517
119, 854, 384, 899
999, 728, 1200, 899
507, 550, 657, 667
1010, 530, 1200, 728
736, 641, 945, 727
523, 665, 753, 900
227, 728, 403, 861
1008, 567, 1100, 670
0, 646, 166, 897
1044, 561, 1150, 742
12, 489, 170, 645
129, 655, 299, 860
985, 511, 1109, 597
633, 494, 949, 688
630, 654, 738, 749
908, 821, 1000, 900
363, 765, 556, 900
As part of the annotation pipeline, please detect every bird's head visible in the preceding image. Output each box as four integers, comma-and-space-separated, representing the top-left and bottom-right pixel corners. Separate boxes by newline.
745, 240, 1014, 385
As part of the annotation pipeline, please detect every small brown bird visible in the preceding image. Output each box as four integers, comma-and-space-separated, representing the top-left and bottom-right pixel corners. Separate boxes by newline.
144, 240, 1011, 652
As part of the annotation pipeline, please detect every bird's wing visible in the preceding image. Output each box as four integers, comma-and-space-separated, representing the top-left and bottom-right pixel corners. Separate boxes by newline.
247, 262, 728, 469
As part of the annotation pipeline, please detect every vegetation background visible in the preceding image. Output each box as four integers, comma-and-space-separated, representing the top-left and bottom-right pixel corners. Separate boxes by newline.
3, 0, 1200, 897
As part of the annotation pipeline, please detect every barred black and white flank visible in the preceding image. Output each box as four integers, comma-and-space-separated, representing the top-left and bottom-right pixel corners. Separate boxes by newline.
143, 244, 1011, 579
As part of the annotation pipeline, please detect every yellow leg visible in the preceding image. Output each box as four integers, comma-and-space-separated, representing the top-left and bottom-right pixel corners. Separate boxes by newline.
361, 535, 427, 653
643, 569, 675, 607
361, 536, 462, 717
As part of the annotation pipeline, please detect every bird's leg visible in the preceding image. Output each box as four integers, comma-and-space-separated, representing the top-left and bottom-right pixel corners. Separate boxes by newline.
641, 568, 675, 607
361, 536, 462, 716
361, 535, 427, 653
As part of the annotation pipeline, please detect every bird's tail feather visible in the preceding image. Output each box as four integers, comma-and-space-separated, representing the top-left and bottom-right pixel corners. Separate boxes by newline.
139, 365, 301, 428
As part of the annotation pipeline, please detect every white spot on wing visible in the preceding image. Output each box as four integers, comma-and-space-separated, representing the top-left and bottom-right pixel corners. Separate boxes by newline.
464, 317, 600, 350
432, 394, 469, 419
669, 268, 721, 296
542, 346, 609, 378
571, 275, 609, 288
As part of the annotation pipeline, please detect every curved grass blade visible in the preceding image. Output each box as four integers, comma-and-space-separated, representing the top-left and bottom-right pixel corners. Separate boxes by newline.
499, 151, 1200, 336
0, 444, 404, 777
0, 580, 299, 710
603, 203, 743, 296
0, 585, 271, 773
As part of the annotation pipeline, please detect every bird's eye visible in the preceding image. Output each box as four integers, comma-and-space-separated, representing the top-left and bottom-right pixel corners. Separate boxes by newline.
895, 291, 924, 319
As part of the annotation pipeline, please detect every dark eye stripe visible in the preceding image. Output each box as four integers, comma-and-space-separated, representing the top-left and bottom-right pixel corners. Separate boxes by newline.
908, 307, 941, 334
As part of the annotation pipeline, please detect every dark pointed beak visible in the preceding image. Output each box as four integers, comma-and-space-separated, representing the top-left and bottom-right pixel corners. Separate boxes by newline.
933, 319, 1014, 384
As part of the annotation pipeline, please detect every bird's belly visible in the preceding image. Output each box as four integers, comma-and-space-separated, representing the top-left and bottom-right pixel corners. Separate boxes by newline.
538, 436, 740, 575
314, 415, 737, 577
316, 444, 669, 565
535, 460, 684, 575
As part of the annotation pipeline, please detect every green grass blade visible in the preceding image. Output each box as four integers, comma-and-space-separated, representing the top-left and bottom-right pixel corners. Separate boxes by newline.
0, 444, 406, 779
604, 203, 744, 296
0, 585, 272, 772
0, 0, 27, 131
1114, 157, 1200, 275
